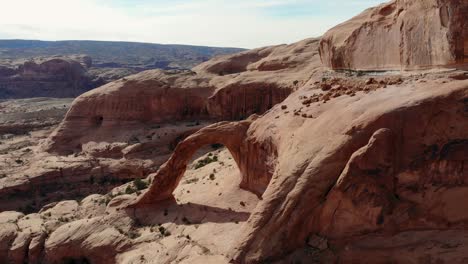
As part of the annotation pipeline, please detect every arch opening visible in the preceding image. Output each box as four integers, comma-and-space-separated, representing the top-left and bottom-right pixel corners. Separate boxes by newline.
132, 119, 272, 206
172, 144, 260, 213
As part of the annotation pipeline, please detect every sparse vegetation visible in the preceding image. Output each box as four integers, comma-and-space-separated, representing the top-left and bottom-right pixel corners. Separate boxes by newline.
125, 185, 137, 194
158, 226, 171, 236
133, 178, 148, 190
125, 178, 148, 194
194, 155, 218, 169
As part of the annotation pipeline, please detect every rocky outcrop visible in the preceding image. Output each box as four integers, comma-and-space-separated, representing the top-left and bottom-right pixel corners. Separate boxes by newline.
130, 78, 468, 263
44, 39, 322, 155
319, 0, 468, 71
0, 57, 96, 99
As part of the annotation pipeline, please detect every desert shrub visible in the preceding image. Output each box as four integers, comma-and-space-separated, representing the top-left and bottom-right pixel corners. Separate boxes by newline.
133, 178, 148, 190
158, 226, 171, 236
125, 185, 137, 194
194, 155, 218, 169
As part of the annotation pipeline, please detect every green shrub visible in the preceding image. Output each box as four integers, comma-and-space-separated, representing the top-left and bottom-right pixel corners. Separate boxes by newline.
133, 178, 148, 190
194, 155, 218, 169
125, 185, 137, 194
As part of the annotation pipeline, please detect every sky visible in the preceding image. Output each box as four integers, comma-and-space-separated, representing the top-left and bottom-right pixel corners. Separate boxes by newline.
0, 0, 388, 49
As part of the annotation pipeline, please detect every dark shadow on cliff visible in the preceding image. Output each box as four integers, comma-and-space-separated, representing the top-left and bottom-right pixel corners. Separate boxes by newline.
132, 197, 251, 226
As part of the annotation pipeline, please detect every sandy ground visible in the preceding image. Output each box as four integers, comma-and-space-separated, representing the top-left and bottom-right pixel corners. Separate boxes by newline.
112, 147, 259, 263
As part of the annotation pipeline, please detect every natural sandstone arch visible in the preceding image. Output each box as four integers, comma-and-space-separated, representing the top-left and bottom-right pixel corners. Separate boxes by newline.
133, 118, 262, 205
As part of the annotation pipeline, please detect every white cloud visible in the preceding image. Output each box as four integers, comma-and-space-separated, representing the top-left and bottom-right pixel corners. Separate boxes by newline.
0, 0, 388, 48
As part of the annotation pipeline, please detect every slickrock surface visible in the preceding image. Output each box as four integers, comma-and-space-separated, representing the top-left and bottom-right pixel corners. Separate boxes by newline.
134, 78, 468, 263
320, 0, 468, 71
0, 0, 467, 263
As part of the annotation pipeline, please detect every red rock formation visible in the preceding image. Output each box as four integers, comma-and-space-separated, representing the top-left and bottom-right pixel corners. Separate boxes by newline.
134, 119, 254, 204
2, 1, 468, 262
320, 0, 468, 71
131, 79, 468, 263
44, 39, 322, 155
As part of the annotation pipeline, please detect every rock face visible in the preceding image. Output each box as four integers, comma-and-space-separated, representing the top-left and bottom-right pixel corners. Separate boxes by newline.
319, 0, 468, 71
44, 39, 321, 155
0, 57, 96, 99
134, 78, 468, 263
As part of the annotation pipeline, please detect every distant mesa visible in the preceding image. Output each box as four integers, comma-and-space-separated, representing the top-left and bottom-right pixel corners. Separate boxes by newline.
0, 40, 245, 99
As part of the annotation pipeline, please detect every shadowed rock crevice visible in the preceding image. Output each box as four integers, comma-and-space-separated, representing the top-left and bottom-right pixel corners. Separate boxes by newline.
134, 199, 251, 226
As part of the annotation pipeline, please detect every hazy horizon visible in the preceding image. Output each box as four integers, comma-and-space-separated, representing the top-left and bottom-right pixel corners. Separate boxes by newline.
0, 0, 388, 49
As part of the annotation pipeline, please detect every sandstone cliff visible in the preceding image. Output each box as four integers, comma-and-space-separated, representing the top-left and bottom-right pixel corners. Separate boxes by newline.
319, 0, 468, 71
